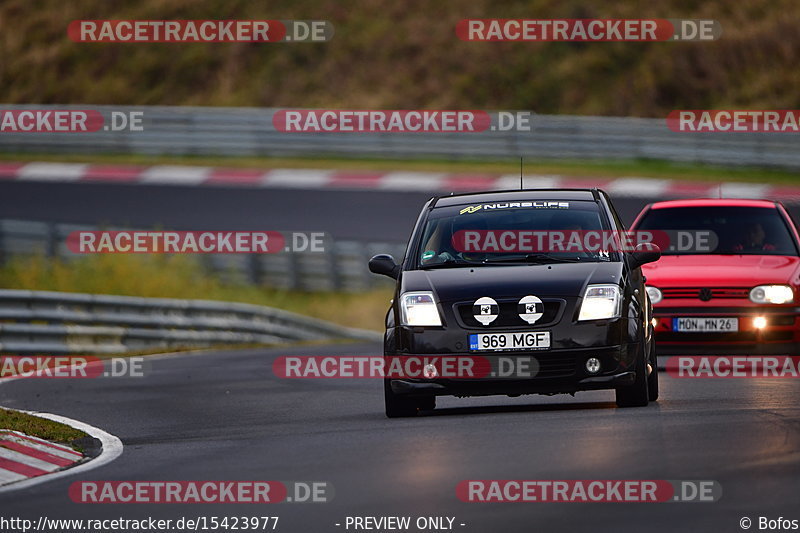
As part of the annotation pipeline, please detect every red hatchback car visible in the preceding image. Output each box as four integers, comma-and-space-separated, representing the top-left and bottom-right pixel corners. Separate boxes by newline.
630, 198, 800, 355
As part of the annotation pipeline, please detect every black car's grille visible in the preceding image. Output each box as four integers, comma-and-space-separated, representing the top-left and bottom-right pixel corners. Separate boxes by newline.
535, 355, 577, 378
454, 298, 565, 329
661, 287, 750, 300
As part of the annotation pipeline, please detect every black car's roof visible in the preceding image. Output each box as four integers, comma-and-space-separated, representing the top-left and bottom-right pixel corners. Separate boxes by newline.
432, 189, 600, 208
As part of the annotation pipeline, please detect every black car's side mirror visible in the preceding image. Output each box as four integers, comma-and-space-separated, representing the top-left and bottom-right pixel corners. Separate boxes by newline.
628, 243, 661, 270
369, 254, 400, 279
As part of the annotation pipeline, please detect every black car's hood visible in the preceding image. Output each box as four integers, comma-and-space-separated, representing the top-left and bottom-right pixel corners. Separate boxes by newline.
400, 262, 625, 302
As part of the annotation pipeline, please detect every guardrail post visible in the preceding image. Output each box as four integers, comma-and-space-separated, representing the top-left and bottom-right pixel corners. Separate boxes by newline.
46, 222, 58, 259
286, 251, 299, 289
247, 254, 262, 284
327, 242, 341, 291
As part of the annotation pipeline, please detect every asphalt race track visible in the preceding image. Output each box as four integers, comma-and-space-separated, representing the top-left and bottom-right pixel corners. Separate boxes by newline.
1, 181, 798, 242
1, 343, 798, 532
1, 180, 799, 532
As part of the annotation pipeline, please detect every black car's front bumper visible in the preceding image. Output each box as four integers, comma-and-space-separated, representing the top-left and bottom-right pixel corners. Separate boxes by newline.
389, 369, 636, 397
386, 343, 642, 398
384, 306, 649, 398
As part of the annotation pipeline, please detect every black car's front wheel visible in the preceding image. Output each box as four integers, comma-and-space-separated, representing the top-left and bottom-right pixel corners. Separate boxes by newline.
384, 380, 436, 418
615, 343, 650, 408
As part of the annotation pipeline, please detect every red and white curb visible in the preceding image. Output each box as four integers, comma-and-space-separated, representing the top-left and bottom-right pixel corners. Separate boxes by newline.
1, 161, 798, 202
0, 410, 123, 492
0, 430, 83, 484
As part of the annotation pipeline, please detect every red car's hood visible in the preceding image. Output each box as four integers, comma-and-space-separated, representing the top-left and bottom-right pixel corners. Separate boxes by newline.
642, 255, 800, 286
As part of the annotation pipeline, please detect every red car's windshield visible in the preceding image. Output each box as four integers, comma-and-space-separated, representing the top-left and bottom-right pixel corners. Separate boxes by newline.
636, 206, 799, 256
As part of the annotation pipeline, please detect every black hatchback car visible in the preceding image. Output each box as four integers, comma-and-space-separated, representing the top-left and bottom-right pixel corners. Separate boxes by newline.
369, 189, 661, 417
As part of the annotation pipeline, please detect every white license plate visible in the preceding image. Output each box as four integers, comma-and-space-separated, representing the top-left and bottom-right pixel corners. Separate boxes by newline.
673, 317, 739, 332
469, 331, 551, 351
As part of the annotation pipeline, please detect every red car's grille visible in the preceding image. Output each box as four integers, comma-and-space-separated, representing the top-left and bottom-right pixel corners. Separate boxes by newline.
661, 287, 750, 300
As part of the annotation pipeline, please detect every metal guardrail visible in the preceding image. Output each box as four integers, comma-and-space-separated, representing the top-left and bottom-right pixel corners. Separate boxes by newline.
1, 105, 799, 169
0, 219, 404, 292
0, 289, 381, 355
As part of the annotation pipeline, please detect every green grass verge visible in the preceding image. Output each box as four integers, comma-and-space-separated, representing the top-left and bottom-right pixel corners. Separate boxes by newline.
1, 152, 798, 185
0, 254, 391, 331
0, 408, 87, 450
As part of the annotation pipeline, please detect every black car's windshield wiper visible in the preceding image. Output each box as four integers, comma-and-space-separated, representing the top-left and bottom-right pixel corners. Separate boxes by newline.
481, 253, 584, 265
419, 258, 484, 269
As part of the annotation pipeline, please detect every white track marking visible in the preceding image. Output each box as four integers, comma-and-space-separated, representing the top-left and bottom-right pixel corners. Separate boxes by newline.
378, 172, 447, 190
261, 169, 335, 187
17, 163, 88, 182
140, 165, 211, 185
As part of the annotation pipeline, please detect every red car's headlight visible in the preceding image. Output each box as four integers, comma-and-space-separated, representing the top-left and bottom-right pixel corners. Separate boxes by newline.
645, 286, 663, 305
749, 285, 794, 304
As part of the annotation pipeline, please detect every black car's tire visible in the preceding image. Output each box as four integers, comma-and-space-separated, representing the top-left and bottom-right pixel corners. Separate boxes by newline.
384, 379, 420, 418
647, 339, 659, 402
616, 343, 650, 408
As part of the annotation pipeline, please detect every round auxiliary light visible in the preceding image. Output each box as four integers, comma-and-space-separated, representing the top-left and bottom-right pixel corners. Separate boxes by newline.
423, 364, 439, 379
585, 357, 601, 374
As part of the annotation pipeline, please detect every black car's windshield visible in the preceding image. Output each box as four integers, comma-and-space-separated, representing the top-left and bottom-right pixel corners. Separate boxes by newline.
417, 200, 615, 268
636, 205, 799, 256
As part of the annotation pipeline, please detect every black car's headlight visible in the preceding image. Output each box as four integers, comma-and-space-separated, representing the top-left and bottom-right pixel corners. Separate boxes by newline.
749, 285, 794, 304
578, 284, 622, 321
400, 291, 442, 326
